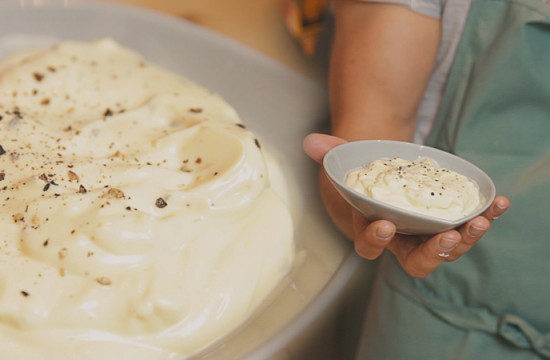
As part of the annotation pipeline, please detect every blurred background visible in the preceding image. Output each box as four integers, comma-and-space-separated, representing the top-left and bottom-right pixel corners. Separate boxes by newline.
111, 0, 332, 83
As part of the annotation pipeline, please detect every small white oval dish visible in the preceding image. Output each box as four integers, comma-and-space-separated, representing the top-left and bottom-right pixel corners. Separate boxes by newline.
323, 140, 496, 235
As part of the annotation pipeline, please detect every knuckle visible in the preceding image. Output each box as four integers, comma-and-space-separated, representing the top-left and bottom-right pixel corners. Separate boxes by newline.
401, 258, 431, 278
405, 267, 429, 278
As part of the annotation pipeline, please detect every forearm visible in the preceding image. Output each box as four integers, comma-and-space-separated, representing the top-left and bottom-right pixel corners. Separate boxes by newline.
305, 2, 511, 275
322, 1, 442, 237
329, 0, 441, 141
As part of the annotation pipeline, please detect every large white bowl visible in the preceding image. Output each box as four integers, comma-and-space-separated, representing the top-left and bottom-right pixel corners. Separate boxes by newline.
0, 1, 369, 359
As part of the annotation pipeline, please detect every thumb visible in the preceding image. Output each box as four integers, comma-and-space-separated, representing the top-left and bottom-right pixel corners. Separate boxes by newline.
303, 133, 347, 164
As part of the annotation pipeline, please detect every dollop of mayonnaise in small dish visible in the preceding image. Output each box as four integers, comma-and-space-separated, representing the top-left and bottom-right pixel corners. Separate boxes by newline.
0, 39, 294, 359
345, 157, 482, 221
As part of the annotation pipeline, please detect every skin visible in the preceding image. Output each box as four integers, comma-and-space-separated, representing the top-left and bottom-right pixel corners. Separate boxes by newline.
303, 0, 510, 278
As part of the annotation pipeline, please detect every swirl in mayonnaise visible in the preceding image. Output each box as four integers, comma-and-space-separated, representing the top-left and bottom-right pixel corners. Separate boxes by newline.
0, 39, 294, 359
345, 157, 482, 220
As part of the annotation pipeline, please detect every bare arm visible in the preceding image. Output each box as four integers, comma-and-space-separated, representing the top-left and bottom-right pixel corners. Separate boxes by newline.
321, 0, 441, 238
305, 0, 510, 277
329, 0, 440, 141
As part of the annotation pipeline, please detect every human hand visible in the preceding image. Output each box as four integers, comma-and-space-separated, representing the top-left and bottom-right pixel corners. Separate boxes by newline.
303, 132, 510, 278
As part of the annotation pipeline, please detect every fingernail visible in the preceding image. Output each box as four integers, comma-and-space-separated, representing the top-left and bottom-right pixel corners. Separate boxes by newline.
439, 237, 459, 252
376, 225, 393, 241
467, 225, 485, 237
496, 200, 508, 210
492, 200, 508, 218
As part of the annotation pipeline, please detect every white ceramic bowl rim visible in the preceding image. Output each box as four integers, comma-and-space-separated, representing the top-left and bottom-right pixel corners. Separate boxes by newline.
323, 140, 496, 234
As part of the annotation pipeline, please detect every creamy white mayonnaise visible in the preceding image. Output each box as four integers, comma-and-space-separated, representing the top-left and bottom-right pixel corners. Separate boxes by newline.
345, 157, 481, 220
0, 39, 294, 359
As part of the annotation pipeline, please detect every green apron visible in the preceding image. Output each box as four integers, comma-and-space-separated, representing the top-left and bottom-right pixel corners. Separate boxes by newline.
357, 0, 550, 359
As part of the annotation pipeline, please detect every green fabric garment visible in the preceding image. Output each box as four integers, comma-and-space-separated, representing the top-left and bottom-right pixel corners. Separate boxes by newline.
357, 0, 550, 359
